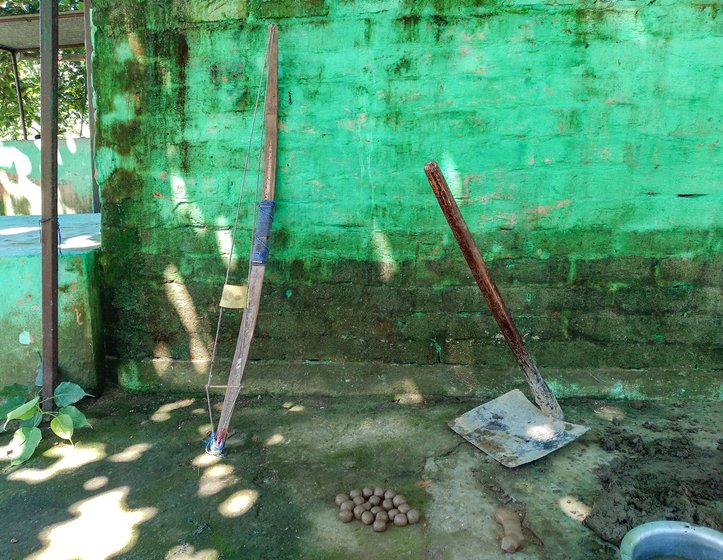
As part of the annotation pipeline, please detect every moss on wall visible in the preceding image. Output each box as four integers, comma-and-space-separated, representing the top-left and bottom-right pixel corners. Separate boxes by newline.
91, 0, 722, 393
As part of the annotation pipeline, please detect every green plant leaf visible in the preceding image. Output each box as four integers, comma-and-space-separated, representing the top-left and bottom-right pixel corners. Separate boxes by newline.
50, 413, 74, 441
19, 411, 43, 429
53, 382, 92, 407
59, 405, 91, 429
9, 427, 43, 466
3, 396, 40, 429
0, 396, 26, 428
1, 385, 29, 420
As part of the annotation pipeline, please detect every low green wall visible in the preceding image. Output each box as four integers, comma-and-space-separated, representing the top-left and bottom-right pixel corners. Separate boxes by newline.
91, 1, 722, 397
0, 215, 103, 392
0, 138, 93, 216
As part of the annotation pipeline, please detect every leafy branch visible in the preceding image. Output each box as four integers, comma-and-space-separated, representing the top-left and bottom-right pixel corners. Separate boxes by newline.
3, 382, 92, 466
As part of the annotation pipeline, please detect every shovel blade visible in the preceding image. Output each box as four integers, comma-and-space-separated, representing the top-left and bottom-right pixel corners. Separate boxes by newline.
449, 389, 588, 468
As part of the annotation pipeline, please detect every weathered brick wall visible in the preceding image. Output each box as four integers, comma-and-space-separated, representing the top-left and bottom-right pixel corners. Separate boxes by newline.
91, 1, 722, 395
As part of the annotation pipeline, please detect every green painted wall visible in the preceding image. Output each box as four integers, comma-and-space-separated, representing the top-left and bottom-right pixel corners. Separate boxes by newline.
0, 138, 94, 216
92, 1, 722, 395
0, 250, 103, 392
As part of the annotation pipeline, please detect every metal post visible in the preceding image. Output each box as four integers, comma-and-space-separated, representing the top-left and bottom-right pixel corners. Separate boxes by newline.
40, 0, 59, 410
10, 50, 28, 140
83, 0, 100, 213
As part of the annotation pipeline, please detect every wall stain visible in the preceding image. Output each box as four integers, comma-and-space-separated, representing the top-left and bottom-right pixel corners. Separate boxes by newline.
397, 15, 420, 42
387, 57, 412, 76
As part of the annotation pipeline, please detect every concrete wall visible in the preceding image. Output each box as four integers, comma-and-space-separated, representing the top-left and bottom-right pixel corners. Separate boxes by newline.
91, 1, 722, 396
0, 215, 103, 391
0, 137, 94, 216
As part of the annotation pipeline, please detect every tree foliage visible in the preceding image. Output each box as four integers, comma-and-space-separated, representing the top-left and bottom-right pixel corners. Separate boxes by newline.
0, 1, 88, 140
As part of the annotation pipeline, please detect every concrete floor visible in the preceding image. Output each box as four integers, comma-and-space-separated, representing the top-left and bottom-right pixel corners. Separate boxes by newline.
1, 387, 720, 559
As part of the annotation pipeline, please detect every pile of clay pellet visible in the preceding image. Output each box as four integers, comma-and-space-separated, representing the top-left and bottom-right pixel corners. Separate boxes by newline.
336, 487, 420, 532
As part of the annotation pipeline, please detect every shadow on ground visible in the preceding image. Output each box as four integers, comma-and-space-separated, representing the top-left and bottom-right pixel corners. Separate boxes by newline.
1, 386, 721, 559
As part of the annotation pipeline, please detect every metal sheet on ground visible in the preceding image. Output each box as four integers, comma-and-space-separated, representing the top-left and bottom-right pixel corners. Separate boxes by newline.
449, 389, 589, 468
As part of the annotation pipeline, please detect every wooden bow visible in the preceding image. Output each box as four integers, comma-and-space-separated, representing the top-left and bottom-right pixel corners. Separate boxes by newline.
211, 24, 278, 453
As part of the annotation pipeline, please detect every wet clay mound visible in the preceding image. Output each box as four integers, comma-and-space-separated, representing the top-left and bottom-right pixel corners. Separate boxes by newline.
585, 428, 723, 545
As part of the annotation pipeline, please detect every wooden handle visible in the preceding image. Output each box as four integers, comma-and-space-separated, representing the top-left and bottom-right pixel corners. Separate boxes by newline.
424, 161, 564, 420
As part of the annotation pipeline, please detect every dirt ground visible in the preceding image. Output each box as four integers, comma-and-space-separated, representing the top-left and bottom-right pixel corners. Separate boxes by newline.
1, 386, 721, 559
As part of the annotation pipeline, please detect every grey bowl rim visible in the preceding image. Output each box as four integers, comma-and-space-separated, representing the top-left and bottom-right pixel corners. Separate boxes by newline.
619, 520, 723, 560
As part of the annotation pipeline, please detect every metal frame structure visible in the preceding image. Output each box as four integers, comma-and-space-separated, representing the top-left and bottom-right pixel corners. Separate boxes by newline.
9, 50, 28, 139
83, 1, 99, 213
39, 0, 59, 409
0, 4, 99, 405
0, 0, 100, 409
0, 8, 98, 210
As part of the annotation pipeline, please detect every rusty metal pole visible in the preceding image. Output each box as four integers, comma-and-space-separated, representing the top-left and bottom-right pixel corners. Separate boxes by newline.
10, 50, 28, 140
40, 0, 59, 410
83, 0, 100, 213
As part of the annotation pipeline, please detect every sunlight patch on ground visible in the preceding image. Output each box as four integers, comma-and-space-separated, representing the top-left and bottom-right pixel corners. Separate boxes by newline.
196, 423, 213, 437
282, 402, 304, 412
198, 464, 237, 497
264, 433, 286, 446
30, 487, 157, 560
0, 439, 13, 462
7, 444, 106, 484
218, 489, 259, 518
192, 452, 222, 468
83, 476, 109, 491
165, 544, 220, 560
151, 398, 195, 422
108, 443, 153, 463
594, 404, 626, 423
558, 495, 592, 523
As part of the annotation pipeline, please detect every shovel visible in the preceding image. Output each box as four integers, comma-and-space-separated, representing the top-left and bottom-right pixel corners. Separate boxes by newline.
424, 161, 588, 467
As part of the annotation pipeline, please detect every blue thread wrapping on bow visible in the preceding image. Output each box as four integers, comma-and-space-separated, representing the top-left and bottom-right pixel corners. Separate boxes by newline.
204, 431, 226, 457
251, 200, 276, 265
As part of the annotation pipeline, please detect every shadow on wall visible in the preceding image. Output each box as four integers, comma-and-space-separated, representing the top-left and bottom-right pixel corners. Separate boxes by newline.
0, 138, 94, 216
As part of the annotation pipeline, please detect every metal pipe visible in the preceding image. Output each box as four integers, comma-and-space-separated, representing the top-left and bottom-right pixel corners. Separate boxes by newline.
40, 0, 59, 410
10, 50, 28, 140
83, 0, 100, 213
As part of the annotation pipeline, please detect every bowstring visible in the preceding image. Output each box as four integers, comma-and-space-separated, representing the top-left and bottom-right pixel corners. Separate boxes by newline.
205, 32, 273, 433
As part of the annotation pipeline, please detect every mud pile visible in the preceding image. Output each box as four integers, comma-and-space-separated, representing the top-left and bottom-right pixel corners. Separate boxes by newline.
585, 428, 723, 545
